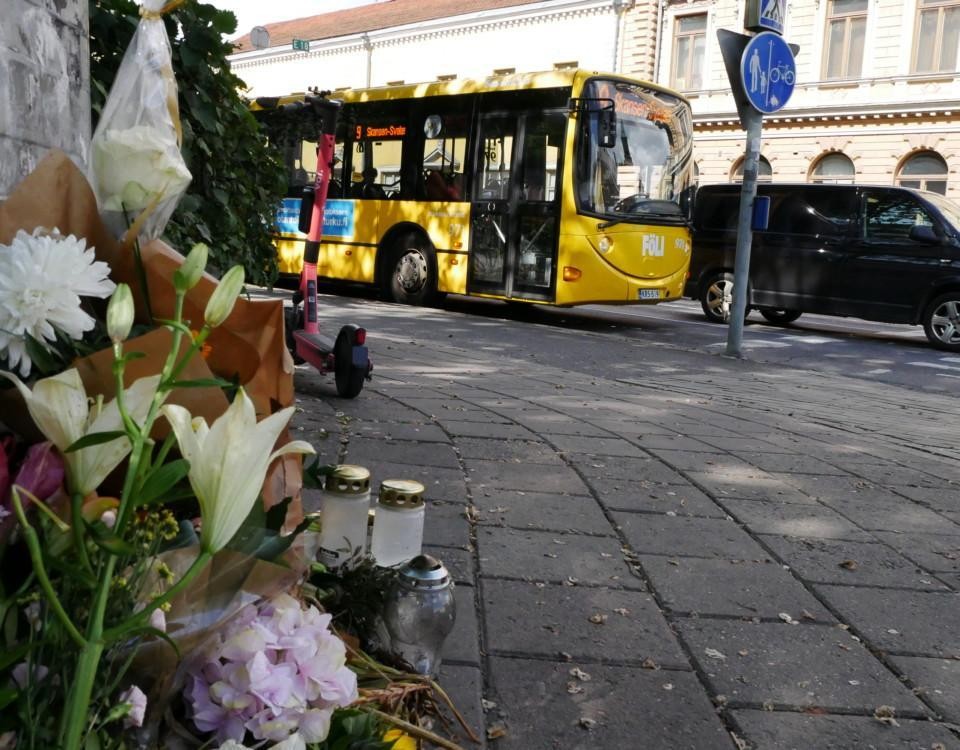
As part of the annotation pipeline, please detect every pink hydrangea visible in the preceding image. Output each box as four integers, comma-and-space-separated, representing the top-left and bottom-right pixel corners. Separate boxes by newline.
185, 594, 358, 745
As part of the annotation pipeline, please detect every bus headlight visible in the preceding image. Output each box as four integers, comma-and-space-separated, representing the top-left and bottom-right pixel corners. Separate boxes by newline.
597, 236, 613, 254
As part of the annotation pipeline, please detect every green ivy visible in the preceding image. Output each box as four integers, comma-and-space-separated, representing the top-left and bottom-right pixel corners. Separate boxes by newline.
89, 0, 287, 286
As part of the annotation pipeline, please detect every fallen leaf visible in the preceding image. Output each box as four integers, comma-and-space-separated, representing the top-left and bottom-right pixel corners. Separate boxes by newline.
641, 657, 659, 670
569, 667, 592, 681
873, 705, 899, 727
566, 681, 583, 694
662, 683, 674, 691
839, 559, 859, 570
486, 723, 508, 740
559, 651, 572, 661
801, 609, 816, 621
738, 649, 749, 657
481, 699, 497, 711
588, 613, 608, 625
778, 612, 799, 625
705, 648, 727, 660
578, 717, 597, 730
614, 608, 630, 616
762, 700, 775, 711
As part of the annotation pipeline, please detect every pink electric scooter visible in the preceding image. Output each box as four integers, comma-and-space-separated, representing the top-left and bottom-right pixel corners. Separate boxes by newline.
286, 95, 372, 398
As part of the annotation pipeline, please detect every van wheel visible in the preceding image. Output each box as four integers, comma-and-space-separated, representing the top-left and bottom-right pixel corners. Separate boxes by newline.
759, 307, 802, 325
700, 271, 736, 323
385, 234, 437, 305
922, 292, 960, 351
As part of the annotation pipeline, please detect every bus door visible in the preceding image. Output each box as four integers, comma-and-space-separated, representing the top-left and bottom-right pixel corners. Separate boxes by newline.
469, 110, 564, 300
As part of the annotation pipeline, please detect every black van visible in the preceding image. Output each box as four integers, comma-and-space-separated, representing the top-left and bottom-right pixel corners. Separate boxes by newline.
684, 183, 960, 350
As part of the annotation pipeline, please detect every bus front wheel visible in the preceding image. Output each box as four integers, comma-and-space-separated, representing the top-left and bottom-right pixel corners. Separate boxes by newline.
386, 235, 437, 305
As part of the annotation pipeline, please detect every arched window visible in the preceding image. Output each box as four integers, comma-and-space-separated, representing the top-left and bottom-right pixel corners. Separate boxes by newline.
731, 156, 772, 182
810, 153, 855, 184
896, 151, 948, 194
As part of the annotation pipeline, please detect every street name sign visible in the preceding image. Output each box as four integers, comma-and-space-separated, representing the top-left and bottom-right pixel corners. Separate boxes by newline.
292, 38, 310, 52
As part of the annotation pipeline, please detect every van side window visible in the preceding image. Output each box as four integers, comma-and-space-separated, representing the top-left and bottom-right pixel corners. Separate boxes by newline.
767, 191, 854, 236
864, 193, 934, 241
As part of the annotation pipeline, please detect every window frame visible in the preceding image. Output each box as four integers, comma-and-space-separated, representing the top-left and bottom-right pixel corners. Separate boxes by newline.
895, 150, 949, 195
912, 0, 960, 74
822, 0, 868, 80
809, 152, 856, 184
670, 12, 707, 91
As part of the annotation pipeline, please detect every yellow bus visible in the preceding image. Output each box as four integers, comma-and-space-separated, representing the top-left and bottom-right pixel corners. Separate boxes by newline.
253, 68, 694, 307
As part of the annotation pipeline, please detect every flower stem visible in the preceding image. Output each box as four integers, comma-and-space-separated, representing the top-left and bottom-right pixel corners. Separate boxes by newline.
70, 492, 95, 577
10, 488, 85, 648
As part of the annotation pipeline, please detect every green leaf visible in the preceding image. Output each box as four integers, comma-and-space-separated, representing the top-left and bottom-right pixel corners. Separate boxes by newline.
0, 641, 30, 673
0, 686, 18, 712
101, 701, 132, 725
85, 519, 137, 556
137, 459, 190, 506
22, 334, 63, 374
303, 457, 337, 490
265, 496, 293, 532
166, 377, 233, 389
65, 431, 127, 452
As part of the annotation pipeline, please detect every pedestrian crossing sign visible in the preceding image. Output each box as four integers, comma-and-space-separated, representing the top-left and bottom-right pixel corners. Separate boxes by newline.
744, 0, 785, 35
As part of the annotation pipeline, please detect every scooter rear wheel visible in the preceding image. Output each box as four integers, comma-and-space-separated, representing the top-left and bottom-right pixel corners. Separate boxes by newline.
334, 329, 366, 398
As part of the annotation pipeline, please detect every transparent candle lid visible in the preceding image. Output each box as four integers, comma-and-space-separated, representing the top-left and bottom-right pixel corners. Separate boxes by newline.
379, 479, 425, 509
325, 464, 371, 495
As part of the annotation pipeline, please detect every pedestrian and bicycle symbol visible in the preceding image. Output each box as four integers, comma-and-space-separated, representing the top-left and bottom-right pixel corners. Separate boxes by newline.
740, 31, 796, 114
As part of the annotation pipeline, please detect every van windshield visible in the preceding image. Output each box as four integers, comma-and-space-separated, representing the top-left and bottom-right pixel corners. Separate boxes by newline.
923, 192, 960, 232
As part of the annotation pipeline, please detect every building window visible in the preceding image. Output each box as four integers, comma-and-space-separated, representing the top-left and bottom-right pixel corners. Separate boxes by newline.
823, 0, 867, 79
731, 156, 772, 182
810, 153, 856, 183
913, 0, 960, 73
896, 151, 949, 194
671, 14, 707, 90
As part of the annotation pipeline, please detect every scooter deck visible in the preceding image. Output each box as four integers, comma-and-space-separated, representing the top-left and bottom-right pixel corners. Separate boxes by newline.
293, 329, 336, 372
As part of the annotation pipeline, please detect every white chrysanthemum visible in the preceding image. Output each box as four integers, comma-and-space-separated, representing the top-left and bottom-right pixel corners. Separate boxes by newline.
0, 228, 115, 376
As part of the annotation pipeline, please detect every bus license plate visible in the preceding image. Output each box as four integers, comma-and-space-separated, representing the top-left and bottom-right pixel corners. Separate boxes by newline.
638, 289, 660, 300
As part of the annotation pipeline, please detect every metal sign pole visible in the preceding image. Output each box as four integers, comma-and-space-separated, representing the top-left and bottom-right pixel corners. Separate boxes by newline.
726, 108, 762, 357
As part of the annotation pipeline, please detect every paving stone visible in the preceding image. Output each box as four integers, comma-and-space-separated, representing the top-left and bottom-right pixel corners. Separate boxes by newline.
542, 434, 648, 457
463, 458, 589, 494
345, 436, 462, 469
730, 709, 959, 749
771, 474, 904, 504
686, 470, 816, 504
453, 437, 564, 464
473, 491, 612, 535
729, 451, 850, 475
422, 500, 472, 549
433, 664, 487, 750
759, 536, 948, 590
612, 513, 770, 560
639, 556, 834, 621
696, 436, 800, 454
871, 531, 960, 574
598, 481, 728, 517
818, 497, 957, 534
441, 420, 537, 439
423, 544, 475, 586
845, 463, 947, 488
891, 484, 960, 513
814, 585, 960, 658
722, 498, 873, 541
675, 619, 928, 714
439, 584, 481, 666
515, 418, 611, 436
587, 420, 692, 439
888, 655, 960, 723
476, 526, 641, 588
400, 398, 509, 422
646, 449, 756, 474
482, 579, 686, 667
631, 432, 724, 451
351, 421, 450, 442
569, 454, 690, 484
485, 656, 733, 750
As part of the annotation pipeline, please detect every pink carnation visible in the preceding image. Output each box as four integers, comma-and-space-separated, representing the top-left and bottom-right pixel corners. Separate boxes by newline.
185, 594, 357, 745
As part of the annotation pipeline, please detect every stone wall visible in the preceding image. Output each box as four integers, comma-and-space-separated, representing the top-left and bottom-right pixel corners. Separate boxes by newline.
0, 0, 90, 199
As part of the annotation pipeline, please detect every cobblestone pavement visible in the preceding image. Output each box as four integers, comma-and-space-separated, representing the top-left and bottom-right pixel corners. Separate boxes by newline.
290, 311, 960, 750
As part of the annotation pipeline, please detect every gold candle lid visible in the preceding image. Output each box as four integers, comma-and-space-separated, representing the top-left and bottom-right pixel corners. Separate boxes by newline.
325, 464, 371, 495
378, 479, 425, 509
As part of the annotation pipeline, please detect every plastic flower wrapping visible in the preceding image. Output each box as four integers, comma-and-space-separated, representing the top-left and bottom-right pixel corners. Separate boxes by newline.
184, 593, 358, 745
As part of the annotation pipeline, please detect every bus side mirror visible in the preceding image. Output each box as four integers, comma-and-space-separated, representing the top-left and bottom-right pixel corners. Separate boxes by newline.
599, 107, 617, 148
298, 186, 316, 234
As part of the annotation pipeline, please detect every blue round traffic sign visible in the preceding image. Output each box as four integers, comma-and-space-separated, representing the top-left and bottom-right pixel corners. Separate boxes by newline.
740, 31, 795, 114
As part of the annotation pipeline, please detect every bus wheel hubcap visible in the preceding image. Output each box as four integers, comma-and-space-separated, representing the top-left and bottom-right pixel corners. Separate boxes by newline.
397, 251, 427, 293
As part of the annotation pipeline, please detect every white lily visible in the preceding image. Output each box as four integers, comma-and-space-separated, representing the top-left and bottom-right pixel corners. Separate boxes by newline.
161, 388, 314, 554
1, 368, 159, 496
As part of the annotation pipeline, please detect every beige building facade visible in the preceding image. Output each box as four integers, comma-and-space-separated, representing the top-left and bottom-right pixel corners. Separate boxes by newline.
230, 0, 960, 198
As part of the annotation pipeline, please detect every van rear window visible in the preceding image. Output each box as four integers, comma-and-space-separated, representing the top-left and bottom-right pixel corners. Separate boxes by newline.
697, 193, 740, 230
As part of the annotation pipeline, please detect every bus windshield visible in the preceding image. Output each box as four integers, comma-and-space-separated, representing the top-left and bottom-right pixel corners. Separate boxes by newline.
576, 78, 693, 221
